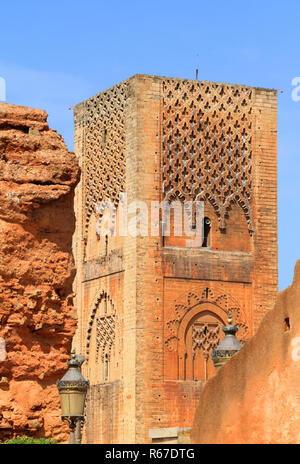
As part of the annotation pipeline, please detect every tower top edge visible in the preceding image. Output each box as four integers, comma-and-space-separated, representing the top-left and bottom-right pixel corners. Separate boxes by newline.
74, 73, 277, 111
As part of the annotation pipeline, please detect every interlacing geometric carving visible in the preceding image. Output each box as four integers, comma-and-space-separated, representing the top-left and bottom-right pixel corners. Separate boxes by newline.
96, 314, 116, 362
165, 285, 248, 353
192, 324, 220, 361
86, 291, 117, 362
83, 82, 127, 238
162, 79, 254, 231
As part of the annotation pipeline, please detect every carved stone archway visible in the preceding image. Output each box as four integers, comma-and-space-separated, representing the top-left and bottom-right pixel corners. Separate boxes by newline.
178, 303, 225, 380
164, 285, 248, 381
85, 291, 120, 385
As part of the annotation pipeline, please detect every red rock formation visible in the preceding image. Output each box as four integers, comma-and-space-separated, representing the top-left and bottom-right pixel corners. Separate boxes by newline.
0, 103, 80, 442
191, 260, 300, 444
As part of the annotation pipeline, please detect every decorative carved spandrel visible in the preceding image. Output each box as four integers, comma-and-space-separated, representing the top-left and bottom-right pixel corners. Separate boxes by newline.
164, 285, 248, 381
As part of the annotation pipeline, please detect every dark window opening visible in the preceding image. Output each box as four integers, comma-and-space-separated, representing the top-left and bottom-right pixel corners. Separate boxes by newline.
104, 354, 109, 381
202, 217, 211, 247
103, 128, 107, 144
284, 317, 290, 331
105, 235, 108, 257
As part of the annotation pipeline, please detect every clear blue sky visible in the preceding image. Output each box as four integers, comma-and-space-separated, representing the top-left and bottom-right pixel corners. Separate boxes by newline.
1, 0, 299, 291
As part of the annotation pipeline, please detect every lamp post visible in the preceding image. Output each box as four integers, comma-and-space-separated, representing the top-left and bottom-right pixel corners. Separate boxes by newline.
211, 313, 242, 371
57, 350, 89, 444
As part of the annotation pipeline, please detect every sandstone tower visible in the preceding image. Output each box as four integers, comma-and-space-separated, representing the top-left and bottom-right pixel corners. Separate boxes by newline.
73, 75, 278, 444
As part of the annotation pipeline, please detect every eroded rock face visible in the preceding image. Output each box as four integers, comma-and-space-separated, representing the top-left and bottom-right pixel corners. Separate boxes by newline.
0, 103, 80, 442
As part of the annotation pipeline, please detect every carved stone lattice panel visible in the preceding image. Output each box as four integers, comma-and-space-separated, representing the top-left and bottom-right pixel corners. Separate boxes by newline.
165, 285, 248, 353
192, 323, 220, 361
162, 79, 254, 231
96, 314, 116, 363
83, 82, 128, 239
164, 285, 248, 381
85, 290, 121, 385
86, 291, 117, 361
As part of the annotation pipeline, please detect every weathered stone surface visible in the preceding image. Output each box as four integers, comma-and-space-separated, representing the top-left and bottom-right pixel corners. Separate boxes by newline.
0, 103, 80, 442
73, 75, 277, 443
191, 260, 300, 444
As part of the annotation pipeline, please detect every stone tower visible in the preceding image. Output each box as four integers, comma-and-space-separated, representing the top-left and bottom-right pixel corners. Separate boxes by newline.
73, 75, 278, 444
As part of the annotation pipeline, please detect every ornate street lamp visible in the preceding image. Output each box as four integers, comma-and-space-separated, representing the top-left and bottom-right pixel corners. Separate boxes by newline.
57, 350, 89, 444
211, 313, 242, 371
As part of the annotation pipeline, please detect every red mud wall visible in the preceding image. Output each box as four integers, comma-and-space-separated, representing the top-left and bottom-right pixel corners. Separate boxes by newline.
191, 260, 300, 444
0, 103, 80, 442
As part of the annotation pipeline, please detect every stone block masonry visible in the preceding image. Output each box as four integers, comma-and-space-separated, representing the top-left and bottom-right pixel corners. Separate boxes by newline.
73, 75, 278, 443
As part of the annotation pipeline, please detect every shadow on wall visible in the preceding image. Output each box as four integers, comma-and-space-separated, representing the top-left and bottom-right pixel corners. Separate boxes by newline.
191, 259, 300, 444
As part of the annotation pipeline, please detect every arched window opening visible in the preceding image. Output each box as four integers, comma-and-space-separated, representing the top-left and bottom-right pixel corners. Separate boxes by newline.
179, 309, 224, 381
104, 353, 109, 382
202, 217, 211, 247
